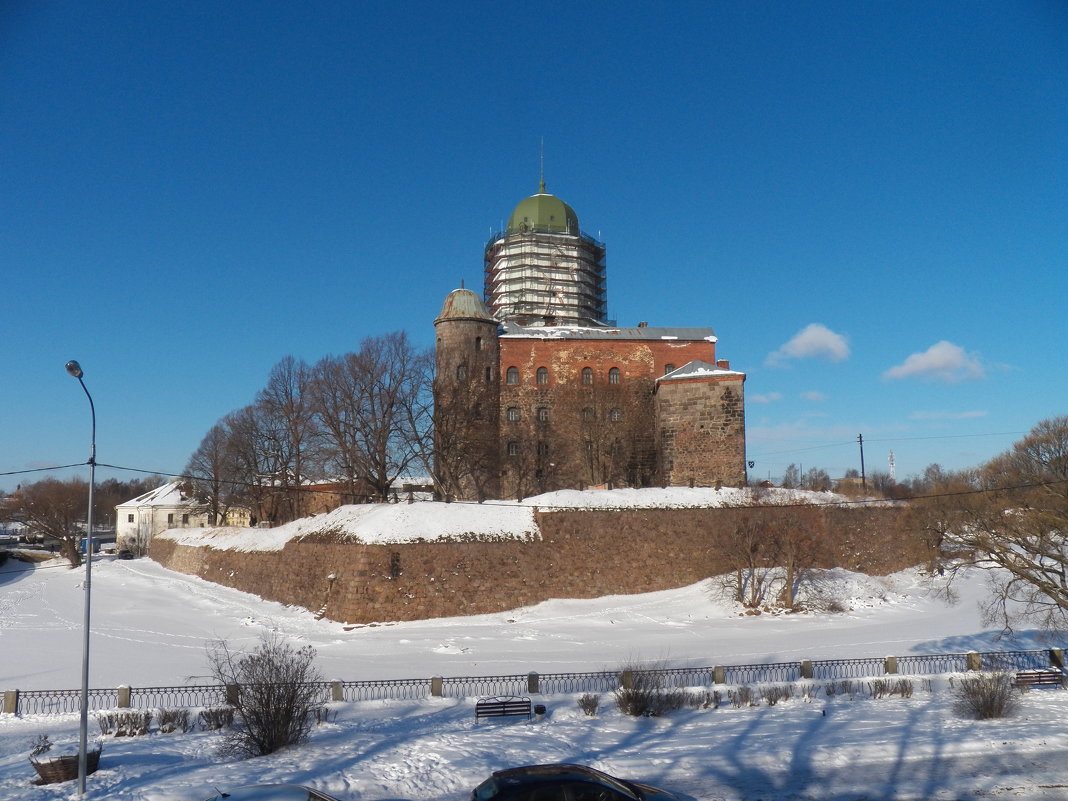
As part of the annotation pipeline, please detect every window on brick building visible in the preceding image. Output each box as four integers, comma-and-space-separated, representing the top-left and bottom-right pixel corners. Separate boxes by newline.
581, 367, 593, 385
506, 366, 519, 385
506, 406, 520, 422
456, 364, 467, 381
609, 407, 622, 422
582, 406, 595, 421
536, 366, 549, 385
665, 363, 676, 375
537, 406, 550, 423
485, 366, 493, 382
608, 367, 620, 384
537, 441, 550, 457
475, 336, 482, 351
507, 441, 519, 456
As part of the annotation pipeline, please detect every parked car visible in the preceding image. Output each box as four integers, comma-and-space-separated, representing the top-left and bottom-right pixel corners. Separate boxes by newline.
201, 785, 343, 801
471, 763, 680, 801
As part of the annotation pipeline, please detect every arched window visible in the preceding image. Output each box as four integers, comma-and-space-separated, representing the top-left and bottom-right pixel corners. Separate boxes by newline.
609, 407, 622, 422
536, 366, 549, 385
474, 336, 482, 351
537, 407, 550, 423
581, 407, 595, 421
507, 441, 519, 456
581, 367, 593, 385
456, 364, 467, 381
506, 366, 519, 385
485, 366, 493, 382
506, 407, 520, 422
664, 363, 676, 375
608, 367, 620, 385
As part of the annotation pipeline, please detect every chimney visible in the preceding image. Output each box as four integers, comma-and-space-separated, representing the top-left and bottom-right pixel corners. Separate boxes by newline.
637, 321, 648, 328
717, 359, 730, 370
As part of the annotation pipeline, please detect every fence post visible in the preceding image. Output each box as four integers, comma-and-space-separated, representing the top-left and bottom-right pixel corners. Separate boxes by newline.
800, 660, 813, 680
1050, 649, 1065, 670
3, 689, 17, 715
713, 666, 725, 685
620, 669, 634, 690
884, 656, 898, 675
431, 676, 443, 697
331, 681, 344, 702
527, 672, 539, 694
966, 652, 981, 672
226, 684, 240, 706
117, 685, 131, 708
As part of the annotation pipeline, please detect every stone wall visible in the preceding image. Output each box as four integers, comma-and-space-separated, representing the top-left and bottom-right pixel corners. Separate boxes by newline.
656, 375, 747, 487
151, 505, 921, 625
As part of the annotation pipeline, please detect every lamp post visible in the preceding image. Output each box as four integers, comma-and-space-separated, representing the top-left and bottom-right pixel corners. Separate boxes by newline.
66, 360, 95, 796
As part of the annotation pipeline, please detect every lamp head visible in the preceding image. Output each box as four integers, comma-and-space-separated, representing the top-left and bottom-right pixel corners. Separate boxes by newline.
65, 360, 84, 379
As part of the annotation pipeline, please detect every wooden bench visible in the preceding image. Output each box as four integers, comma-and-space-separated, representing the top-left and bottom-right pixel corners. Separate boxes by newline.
1013, 669, 1065, 689
475, 695, 532, 722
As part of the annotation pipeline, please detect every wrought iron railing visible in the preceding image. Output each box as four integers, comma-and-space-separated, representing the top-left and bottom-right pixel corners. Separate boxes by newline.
4, 648, 1063, 717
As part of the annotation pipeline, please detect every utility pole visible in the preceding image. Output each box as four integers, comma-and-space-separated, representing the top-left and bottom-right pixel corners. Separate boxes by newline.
858, 433, 866, 490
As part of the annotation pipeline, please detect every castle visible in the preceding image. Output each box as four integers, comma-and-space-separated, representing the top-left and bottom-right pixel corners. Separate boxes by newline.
433, 181, 746, 501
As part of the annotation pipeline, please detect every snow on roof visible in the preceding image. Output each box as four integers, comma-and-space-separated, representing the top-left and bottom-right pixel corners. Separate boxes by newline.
155, 486, 845, 552
657, 360, 746, 380
116, 480, 199, 509
499, 321, 717, 342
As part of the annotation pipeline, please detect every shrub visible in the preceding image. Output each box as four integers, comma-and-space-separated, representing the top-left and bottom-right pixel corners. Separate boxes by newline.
728, 686, 758, 708
614, 665, 685, 717
30, 735, 52, 757
206, 632, 325, 757
578, 693, 600, 716
198, 707, 235, 731
683, 690, 719, 710
159, 709, 192, 733
762, 685, 791, 706
97, 711, 151, 736
953, 672, 1018, 720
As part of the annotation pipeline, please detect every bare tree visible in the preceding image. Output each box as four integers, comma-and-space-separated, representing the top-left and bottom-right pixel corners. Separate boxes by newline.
311, 333, 432, 502
256, 356, 321, 522
13, 477, 90, 566
184, 421, 242, 525
935, 416, 1068, 630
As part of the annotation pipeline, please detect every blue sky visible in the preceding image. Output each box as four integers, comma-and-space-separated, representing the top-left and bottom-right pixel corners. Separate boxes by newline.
2, 0, 1065, 493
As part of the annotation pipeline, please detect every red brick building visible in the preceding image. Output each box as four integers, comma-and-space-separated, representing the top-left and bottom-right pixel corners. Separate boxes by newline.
434, 183, 746, 500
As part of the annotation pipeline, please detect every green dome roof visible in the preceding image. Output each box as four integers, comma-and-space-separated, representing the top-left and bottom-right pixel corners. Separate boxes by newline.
506, 180, 580, 235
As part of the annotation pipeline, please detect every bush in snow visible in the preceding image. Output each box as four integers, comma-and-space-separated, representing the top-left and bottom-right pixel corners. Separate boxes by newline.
952, 672, 1018, 720
206, 631, 325, 758
578, 693, 600, 716
159, 709, 193, 733
761, 685, 792, 706
97, 711, 151, 736
614, 664, 685, 717
198, 707, 235, 731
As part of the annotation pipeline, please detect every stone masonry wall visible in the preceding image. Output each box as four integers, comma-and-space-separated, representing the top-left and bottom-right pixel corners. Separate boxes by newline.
151, 506, 920, 625
656, 376, 747, 487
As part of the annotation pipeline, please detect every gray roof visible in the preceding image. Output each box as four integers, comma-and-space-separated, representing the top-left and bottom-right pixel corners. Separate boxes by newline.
658, 360, 745, 380
499, 321, 717, 342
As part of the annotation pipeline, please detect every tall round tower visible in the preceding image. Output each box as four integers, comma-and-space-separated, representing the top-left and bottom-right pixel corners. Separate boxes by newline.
484, 180, 607, 327
433, 288, 501, 500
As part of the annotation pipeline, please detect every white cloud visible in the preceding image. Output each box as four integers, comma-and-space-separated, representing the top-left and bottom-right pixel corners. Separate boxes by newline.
750, 391, 783, 404
801, 390, 827, 402
767, 323, 850, 365
884, 341, 985, 383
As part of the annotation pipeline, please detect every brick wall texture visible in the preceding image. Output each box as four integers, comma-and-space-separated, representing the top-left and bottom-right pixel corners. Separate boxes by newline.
150, 506, 920, 625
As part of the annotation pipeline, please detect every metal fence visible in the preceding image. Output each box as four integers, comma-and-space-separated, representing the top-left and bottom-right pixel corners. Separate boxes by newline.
4, 647, 1063, 718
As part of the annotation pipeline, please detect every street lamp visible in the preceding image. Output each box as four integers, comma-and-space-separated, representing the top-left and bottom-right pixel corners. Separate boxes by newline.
65, 360, 95, 796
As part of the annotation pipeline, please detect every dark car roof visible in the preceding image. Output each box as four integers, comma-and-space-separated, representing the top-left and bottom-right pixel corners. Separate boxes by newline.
482, 764, 641, 799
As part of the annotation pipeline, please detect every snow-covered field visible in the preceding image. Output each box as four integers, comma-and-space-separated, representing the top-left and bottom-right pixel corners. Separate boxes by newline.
2, 544, 1067, 799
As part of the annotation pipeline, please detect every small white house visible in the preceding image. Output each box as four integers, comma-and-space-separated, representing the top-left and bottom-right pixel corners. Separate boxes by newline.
114, 481, 210, 552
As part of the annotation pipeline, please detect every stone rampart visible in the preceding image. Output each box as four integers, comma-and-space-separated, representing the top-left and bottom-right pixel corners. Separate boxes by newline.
150, 505, 919, 625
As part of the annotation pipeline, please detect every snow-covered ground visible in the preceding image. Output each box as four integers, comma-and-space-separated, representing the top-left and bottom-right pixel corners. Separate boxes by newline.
2, 522, 1068, 799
